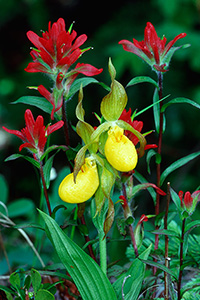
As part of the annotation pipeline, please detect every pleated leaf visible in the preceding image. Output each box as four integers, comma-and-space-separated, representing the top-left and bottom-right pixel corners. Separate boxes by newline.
39, 210, 117, 300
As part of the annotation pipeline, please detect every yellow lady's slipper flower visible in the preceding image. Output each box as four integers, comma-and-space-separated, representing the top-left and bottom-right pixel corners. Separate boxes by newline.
58, 157, 99, 203
104, 125, 138, 172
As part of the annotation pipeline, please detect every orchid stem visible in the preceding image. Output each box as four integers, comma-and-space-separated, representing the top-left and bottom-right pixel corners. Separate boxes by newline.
99, 231, 107, 274
39, 161, 52, 216
122, 183, 139, 257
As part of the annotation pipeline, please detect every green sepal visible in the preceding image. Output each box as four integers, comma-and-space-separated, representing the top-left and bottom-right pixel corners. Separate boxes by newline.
76, 86, 98, 154
73, 144, 89, 182
100, 58, 127, 121
94, 155, 116, 216
116, 119, 147, 157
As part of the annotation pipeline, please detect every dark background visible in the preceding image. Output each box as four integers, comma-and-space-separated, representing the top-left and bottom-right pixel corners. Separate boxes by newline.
0, 0, 200, 205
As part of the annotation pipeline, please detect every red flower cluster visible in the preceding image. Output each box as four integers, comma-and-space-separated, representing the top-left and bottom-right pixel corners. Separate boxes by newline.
25, 18, 103, 119
119, 22, 187, 72
119, 108, 157, 150
179, 190, 200, 209
3, 109, 64, 160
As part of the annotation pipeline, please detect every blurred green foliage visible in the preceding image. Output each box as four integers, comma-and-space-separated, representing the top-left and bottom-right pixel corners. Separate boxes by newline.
0, 0, 199, 212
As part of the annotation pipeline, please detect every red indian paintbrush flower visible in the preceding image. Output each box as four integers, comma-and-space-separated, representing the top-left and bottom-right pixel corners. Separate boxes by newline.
3, 109, 64, 160
178, 190, 200, 216
25, 18, 103, 119
25, 18, 102, 76
119, 108, 157, 150
119, 22, 187, 72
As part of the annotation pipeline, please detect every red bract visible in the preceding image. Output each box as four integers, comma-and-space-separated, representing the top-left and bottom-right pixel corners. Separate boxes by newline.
3, 109, 64, 160
119, 108, 157, 150
25, 18, 102, 76
179, 190, 200, 208
119, 22, 187, 72
25, 18, 102, 120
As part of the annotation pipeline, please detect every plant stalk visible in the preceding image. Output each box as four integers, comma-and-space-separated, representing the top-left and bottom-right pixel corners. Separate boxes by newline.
178, 218, 186, 300
39, 161, 52, 216
155, 71, 164, 231
164, 182, 171, 300
62, 100, 70, 147
99, 231, 107, 274
122, 183, 139, 257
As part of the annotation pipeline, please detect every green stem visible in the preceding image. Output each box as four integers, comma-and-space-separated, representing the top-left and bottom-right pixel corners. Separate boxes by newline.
178, 218, 186, 300
154, 72, 164, 276
39, 160, 52, 216
99, 231, 107, 274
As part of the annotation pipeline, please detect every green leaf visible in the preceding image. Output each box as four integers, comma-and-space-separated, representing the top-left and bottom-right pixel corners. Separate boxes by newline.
35, 289, 54, 300
140, 259, 177, 280
151, 229, 180, 238
31, 269, 42, 295
100, 58, 128, 121
39, 210, 117, 300
126, 76, 159, 89
7, 198, 35, 218
170, 187, 182, 212
12, 96, 53, 116
146, 149, 157, 174
0, 174, 8, 204
40, 145, 68, 161
113, 245, 152, 300
153, 88, 160, 133
66, 77, 99, 100
160, 150, 200, 186
133, 170, 157, 205
135, 95, 169, 117
5, 154, 40, 168
0, 285, 17, 295
161, 97, 200, 113
184, 220, 200, 234
43, 155, 55, 189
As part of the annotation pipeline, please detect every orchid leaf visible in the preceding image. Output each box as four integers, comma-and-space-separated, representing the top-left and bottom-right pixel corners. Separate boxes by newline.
116, 119, 147, 157
39, 210, 117, 300
100, 58, 127, 121
5, 154, 40, 169
126, 76, 159, 89
160, 150, 200, 186
161, 97, 200, 113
